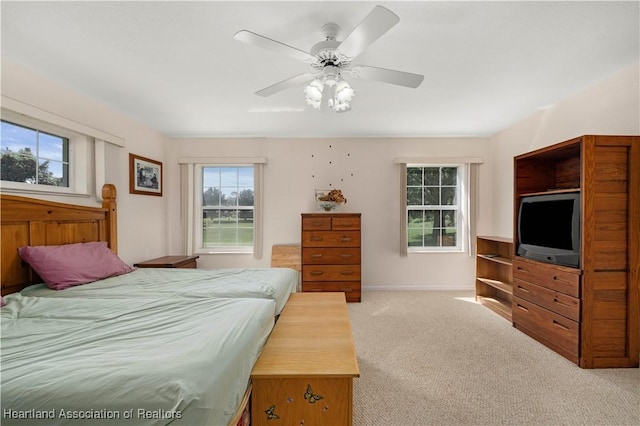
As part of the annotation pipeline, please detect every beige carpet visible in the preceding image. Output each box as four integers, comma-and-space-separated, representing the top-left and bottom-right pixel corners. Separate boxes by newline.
348, 291, 639, 426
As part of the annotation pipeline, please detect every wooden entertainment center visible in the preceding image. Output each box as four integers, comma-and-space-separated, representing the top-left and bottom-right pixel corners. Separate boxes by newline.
477, 135, 639, 368
513, 135, 638, 368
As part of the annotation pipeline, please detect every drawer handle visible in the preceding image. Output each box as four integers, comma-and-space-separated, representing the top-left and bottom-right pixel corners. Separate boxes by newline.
340, 271, 354, 276
552, 320, 570, 331
311, 237, 323, 241
517, 285, 530, 293
340, 237, 353, 242
311, 254, 323, 258
341, 288, 353, 292
516, 304, 529, 312
312, 222, 323, 226
516, 266, 529, 272
309, 288, 323, 292
310, 271, 324, 276
553, 298, 571, 308
552, 276, 570, 284
340, 254, 353, 258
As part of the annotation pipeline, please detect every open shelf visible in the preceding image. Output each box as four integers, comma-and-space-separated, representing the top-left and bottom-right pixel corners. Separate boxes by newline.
476, 236, 514, 322
477, 296, 512, 322
477, 277, 513, 295
519, 188, 581, 197
477, 254, 512, 266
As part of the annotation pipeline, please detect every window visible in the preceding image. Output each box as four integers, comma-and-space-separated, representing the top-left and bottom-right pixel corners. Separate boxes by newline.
200, 166, 255, 249
406, 165, 463, 251
1, 120, 70, 187
0, 107, 96, 196
183, 159, 265, 256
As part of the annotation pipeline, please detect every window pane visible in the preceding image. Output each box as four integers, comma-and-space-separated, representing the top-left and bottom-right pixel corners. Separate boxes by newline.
201, 166, 254, 248
203, 187, 221, 206
440, 229, 457, 246
408, 228, 425, 246
407, 187, 422, 205
237, 189, 254, 207
1, 121, 37, 152
0, 120, 69, 187
237, 227, 254, 246
423, 187, 439, 205
405, 165, 461, 250
443, 211, 456, 227
441, 187, 457, 205
237, 167, 254, 188
407, 210, 424, 227
441, 167, 457, 185
425, 210, 440, 228
407, 168, 422, 185
424, 168, 439, 185
39, 132, 64, 161
423, 229, 439, 246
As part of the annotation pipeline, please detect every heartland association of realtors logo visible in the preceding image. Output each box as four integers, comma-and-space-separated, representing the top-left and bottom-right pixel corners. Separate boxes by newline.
3, 408, 182, 421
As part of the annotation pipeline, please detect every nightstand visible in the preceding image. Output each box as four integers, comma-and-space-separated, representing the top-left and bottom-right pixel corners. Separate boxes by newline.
134, 255, 199, 269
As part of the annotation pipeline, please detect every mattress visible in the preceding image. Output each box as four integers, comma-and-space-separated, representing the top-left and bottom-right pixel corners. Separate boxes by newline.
1, 294, 276, 426
21, 267, 297, 315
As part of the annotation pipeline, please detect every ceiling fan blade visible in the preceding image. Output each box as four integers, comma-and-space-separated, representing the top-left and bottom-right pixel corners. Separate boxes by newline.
234, 30, 318, 65
336, 6, 400, 59
255, 73, 318, 97
349, 65, 424, 88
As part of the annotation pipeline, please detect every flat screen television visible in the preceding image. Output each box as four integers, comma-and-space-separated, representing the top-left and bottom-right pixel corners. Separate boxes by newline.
517, 192, 581, 268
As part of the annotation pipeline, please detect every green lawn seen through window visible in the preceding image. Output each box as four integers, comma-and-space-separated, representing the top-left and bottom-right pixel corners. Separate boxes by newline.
203, 219, 253, 246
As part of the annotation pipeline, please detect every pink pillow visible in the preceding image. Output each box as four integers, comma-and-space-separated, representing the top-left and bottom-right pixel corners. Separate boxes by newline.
18, 241, 134, 290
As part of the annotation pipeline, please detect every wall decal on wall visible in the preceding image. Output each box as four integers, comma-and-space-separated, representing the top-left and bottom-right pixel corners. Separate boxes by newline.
311, 143, 355, 189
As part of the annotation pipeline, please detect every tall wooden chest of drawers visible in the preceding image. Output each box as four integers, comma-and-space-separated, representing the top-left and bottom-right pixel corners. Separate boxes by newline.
301, 213, 361, 302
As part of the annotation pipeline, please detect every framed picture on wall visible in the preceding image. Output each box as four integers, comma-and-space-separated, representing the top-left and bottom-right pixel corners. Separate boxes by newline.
129, 153, 162, 196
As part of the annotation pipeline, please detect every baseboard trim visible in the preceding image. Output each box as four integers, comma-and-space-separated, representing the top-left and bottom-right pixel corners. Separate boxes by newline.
363, 285, 474, 291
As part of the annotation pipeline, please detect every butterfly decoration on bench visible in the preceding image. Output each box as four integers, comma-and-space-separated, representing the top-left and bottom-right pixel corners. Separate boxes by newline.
264, 405, 280, 420
304, 384, 324, 403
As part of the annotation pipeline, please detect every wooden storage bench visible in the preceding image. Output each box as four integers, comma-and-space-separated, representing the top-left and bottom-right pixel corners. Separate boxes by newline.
251, 292, 360, 425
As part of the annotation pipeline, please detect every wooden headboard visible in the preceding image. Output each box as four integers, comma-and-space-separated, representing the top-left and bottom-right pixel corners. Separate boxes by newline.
0, 184, 118, 296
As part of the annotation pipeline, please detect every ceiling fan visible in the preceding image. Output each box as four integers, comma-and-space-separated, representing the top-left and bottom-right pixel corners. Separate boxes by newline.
234, 5, 424, 113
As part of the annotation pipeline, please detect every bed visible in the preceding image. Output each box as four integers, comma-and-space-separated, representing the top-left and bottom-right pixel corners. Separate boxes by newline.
0, 184, 296, 426
20, 267, 296, 315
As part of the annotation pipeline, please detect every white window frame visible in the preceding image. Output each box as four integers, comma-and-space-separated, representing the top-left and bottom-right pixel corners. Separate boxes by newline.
395, 157, 483, 257
406, 164, 465, 253
0, 109, 90, 196
194, 164, 256, 254
179, 157, 266, 259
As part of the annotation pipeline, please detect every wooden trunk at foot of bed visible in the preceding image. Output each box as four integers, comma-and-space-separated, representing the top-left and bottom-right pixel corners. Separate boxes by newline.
0, 184, 118, 296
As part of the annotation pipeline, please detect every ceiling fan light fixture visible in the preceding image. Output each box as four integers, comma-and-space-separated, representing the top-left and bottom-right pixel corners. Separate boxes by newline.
304, 75, 354, 113
331, 80, 354, 113
236, 5, 423, 114
334, 80, 354, 102
304, 79, 324, 109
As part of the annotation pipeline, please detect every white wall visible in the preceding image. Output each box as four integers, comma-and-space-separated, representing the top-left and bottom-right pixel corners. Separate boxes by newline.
5, 57, 636, 290
1, 60, 169, 264
167, 137, 491, 290
488, 62, 640, 238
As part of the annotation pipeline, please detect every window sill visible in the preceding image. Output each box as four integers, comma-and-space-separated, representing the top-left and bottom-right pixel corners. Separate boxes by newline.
0, 185, 89, 198
408, 248, 465, 254
194, 248, 254, 255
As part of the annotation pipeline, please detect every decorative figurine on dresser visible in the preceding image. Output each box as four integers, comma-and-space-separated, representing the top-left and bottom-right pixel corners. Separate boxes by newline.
301, 213, 361, 302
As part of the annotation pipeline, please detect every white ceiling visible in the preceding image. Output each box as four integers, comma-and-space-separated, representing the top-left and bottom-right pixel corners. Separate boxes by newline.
2, 1, 638, 138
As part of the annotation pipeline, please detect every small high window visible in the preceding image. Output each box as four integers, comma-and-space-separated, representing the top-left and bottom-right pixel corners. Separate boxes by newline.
1, 120, 70, 187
